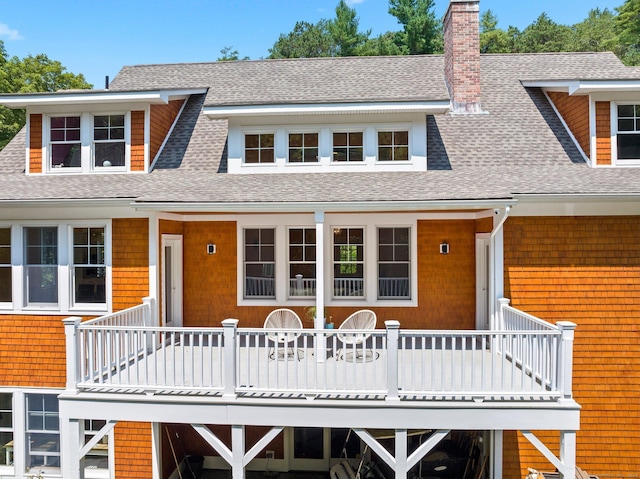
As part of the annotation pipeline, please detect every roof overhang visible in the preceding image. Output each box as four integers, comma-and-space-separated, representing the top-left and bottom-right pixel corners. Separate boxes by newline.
131, 198, 516, 214
522, 79, 640, 95
0, 88, 208, 108
203, 101, 451, 118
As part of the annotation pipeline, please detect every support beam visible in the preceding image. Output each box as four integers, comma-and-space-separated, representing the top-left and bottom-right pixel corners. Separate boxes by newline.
80, 420, 116, 458
558, 431, 577, 479
491, 430, 503, 479
353, 429, 396, 470
61, 418, 86, 479
522, 431, 563, 472
395, 429, 408, 479
243, 427, 284, 466
231, 425, 246, 479
193, 424, 233, 464
407, 430, 450, 470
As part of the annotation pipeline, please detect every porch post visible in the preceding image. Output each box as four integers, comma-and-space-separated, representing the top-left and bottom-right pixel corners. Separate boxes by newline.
63, 316, 82, 393
385, 320, 400, 402
151, 422, 162, 479
496, 298, 510, 330
231, 425, 246, 479
222, 319, 239, 399
557, 321, 577, 401
60, 417, 86, 479
558, 431, 577, 479
395, 429, 408, 479
491, 430, 503, 479
315, 211, 326, 361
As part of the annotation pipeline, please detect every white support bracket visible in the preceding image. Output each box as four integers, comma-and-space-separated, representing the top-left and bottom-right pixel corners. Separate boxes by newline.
80, 420, 117, 458
522, 431, 563, 472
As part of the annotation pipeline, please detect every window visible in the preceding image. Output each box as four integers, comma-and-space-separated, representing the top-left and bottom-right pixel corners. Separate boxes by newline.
333, 132, 363, 162
289, 133, 318, 163
73, 227, 106, 305
333, 228, 364, 298
289, 228, 316, 297
616, 104, 640, 161
378, 227, 410, 299
50, 116, 81, 168
245, 134, 275, 164
25, 227, 58, 305
0, 229, 10, 303
378, 130, 409, 161
93, 115, 125, 168
26, 394, 60, 469
244, 228, 275, 298
84, 419, 109, 471
0, 393, 12, 467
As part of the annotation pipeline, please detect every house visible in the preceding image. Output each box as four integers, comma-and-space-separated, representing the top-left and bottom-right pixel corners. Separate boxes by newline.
0, 0, 639, 477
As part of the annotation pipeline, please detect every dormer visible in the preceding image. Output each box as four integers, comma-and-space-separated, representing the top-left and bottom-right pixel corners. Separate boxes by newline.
524, 78, 640, 167
0, 88, 206, 175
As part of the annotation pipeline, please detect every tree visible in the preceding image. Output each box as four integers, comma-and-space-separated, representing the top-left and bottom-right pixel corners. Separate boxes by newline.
328, 0, 370, 56
513, 13, 574, 53
479, 10, 513, 53
0, 42, 91, 150
570, 8, 617, 53
358, 32, 405, 56
268, 20, 336, 59
388, 0, 440, 54
217, 46, 249, 62
616, 0, 640, 65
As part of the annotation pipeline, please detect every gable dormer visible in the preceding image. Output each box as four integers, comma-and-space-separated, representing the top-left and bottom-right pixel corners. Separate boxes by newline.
0, 89, 205, 175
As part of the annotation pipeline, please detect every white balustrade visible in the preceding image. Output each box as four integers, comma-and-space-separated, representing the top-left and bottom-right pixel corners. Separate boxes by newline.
245, 277, 275, 297
333, 278, 364, 297
64, 298, 575, 402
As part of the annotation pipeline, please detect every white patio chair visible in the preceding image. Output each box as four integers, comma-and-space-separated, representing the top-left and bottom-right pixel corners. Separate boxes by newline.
336, 309, 377, 361
264, 308, 304, 360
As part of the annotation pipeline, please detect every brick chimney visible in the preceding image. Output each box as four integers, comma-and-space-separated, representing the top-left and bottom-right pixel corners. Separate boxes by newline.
444, 0, 483, 113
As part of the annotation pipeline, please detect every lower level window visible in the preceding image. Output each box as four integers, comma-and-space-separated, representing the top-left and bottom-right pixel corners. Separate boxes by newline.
0, 229, 11, 303
378, 227, 410, 299
0, 393, 12, 467
333, 228, 364, 298
26, 393, 60, 469
73, 227, 106, 304
244, 228, 275, 298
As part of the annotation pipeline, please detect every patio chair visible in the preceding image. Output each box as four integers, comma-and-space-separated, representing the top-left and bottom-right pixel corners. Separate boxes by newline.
264, 308, 304, 360
336, 309, 377, 361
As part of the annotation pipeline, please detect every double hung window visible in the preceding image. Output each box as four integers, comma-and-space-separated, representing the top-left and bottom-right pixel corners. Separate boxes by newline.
0, 229, 10, 303
50, 116, 81, 168
378, 130, 409, 161
288, 228, 316, 297
616, 104, 640, 161
26, 393, 60, 469
333, 132, 363, 162
0, 393, 12, 467
244, 228, 275, 298
25, 227, 58, 305
378, 227, 410, 299
93, 115, 125, 167
73, 227, 106, 305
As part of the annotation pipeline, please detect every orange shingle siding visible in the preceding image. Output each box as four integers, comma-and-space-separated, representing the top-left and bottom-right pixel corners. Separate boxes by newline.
0, 315, 66, 388
181, 219, 477, 330
112, 218, 150, 310
503, 216, 640, 479
114, 422, 153, 479
547, 92, 590, 158
130, 111, 145, 172
29, 114, 43, 174
150, 100, 185, 162
595, 101, 612, 166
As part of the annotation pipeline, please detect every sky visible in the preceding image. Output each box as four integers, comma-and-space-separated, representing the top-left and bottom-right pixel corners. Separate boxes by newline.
0, 0, 626, 89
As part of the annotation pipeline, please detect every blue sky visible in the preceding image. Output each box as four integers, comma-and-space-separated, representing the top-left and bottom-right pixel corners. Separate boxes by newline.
0, 0, 625, 89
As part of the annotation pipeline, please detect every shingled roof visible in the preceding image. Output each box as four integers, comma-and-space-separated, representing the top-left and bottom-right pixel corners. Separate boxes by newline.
2, 52, 640, 206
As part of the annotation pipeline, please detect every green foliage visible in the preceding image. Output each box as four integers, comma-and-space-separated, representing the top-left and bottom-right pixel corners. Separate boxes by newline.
217, 46, 249, 62
328, 0, 371, 56
0, 40, 91, 150
513, 13, 574, 53
268, 20, 336, 59
388, 0, 440, 54
616, 0, 640, 65
570, 8, 617, 53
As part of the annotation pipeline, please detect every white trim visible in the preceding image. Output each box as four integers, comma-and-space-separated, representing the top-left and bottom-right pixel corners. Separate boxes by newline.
204, 101, 450, 118
543, 90, 591, 166
161, 234, 183, 328
150, 99, 188, 171
610, 100, 640, 166
523, 79, 640, 95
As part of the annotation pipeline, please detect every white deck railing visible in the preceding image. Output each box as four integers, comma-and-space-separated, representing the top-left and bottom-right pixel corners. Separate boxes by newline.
63, 298, 576, 401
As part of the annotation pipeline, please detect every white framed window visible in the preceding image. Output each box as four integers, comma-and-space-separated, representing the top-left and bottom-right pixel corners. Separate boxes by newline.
614, 103, 640, 165
84, 419, 110, 475
288, 133, 319, 163
44, 113, 130, 174
24, 227, 58, 306
0, 228, 11, 305
332, 132, 363, 162
244, 133, 275, 164
378, 130, 409, 161
0, 393, 13, 469
244, 228, 276, 299
332, 227, 364, 298
377, 227, 410, 299
288, 228, 316, 298
25, 393, 60, 471
72, 227, 106, 306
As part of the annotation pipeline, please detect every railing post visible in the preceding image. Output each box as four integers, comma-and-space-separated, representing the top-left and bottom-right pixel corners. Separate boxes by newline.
496, 298, 510, 330
142, 296, 156, 327
63, 317, 83, 394
222, 319, 239, 400
385, 320, 401, 402
557, 321, 577, 401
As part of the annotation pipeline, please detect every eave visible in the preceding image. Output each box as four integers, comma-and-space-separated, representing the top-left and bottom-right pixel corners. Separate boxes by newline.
522, 79, 640, 95
0, 88, 208, 108
203, 101, 451, 118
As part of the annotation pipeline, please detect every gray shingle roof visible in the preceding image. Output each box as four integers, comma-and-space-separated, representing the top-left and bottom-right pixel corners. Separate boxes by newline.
3, 52, 640, 206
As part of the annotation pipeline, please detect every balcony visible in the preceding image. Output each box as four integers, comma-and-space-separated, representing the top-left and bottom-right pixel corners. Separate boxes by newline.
63, 299, 576, 403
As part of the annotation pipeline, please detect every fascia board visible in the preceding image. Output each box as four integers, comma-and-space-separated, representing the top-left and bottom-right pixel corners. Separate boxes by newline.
203, 101, 451, 118
522, 79, 640, 95
0, 88, 208, 108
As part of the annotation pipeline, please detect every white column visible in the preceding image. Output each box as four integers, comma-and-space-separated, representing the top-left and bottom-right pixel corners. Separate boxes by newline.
151, 422, 162, 479
60, 417, 86, 479
557, 321, 577, 402
63, 317, 82, 393
231, 425, 245, 479
148, 213, 159, 307
315, 211, 326, 361
491, 430, 503, 479
558, 431, 577, 479
395, 429, 408, 479
385, 320, 400, 402
222, 319, 239, 399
